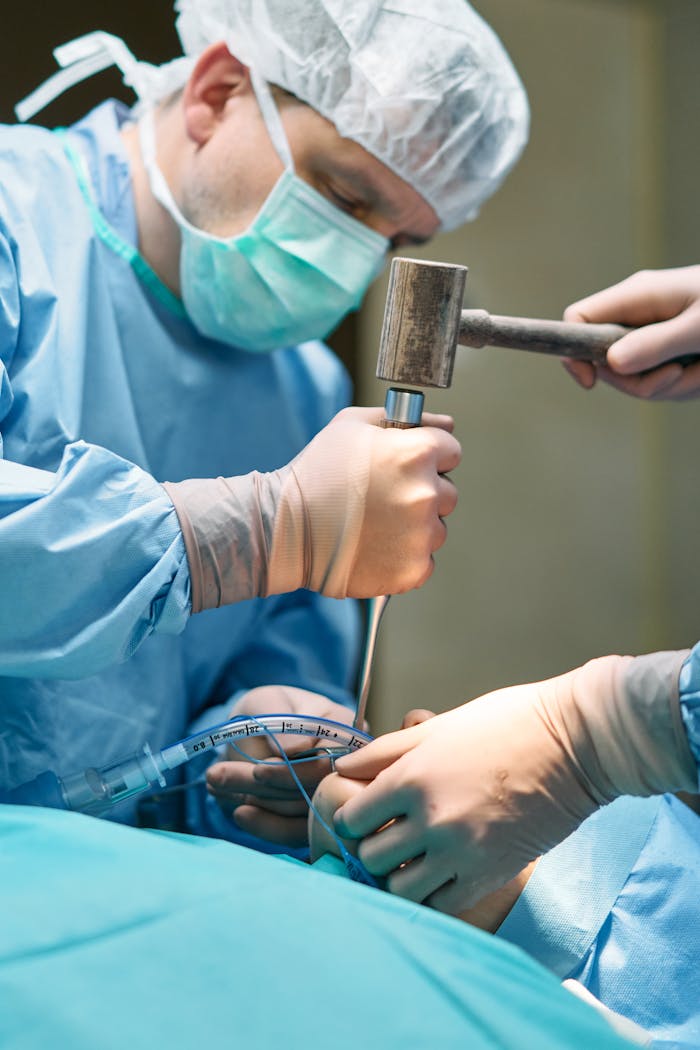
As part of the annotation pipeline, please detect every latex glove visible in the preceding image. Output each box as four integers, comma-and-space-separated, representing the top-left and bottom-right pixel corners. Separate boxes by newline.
333, 651, 697, 916
562, 265, 700, 399
310, 707, 435, 861
310, 702, 535, 933
163, 406, 460, 612
206, 684, 362, 848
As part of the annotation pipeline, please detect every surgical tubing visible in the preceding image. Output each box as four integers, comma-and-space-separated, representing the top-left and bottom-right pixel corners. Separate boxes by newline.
160, 714, 372, 769
57, 715, 372, 817
242, 716, 380, 888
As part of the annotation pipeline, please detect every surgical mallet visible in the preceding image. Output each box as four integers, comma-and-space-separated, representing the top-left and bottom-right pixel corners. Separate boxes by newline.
353, 260, 468, 731
380, 256, 700, 374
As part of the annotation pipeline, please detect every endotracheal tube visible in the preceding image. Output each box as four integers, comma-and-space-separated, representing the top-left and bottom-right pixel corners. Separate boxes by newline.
4, 714, 371, 817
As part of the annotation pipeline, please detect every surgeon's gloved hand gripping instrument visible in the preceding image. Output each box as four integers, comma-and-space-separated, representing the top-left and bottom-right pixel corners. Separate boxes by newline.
354, 259, 467, 729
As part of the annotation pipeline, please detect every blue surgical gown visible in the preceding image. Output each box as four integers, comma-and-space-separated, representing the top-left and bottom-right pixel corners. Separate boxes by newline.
0, 100, 360, 830
498, 794, 700, 1049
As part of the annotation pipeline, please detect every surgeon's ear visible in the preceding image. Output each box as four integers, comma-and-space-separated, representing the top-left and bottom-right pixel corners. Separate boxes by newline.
183, 41, 253, 145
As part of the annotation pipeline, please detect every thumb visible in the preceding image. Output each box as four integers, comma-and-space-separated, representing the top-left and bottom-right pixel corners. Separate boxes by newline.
335, 724, 424, 779
606, 312, 700, 374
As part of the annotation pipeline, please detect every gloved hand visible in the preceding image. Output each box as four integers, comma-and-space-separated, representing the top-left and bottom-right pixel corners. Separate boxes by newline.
163, 406, 460, 611
333, 651, 697, 916
206, 684, 362, 848
310, 705, 536, 933
562, 266, 700, 400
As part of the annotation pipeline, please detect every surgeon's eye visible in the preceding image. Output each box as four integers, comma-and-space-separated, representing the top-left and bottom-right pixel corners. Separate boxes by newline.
327, 185, 363, 216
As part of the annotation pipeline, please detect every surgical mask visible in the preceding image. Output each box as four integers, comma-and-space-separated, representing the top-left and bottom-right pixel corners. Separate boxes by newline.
139, 70, 389, 352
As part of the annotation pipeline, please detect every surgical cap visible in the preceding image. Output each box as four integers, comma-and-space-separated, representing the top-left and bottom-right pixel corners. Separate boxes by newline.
173, 0, 530, 231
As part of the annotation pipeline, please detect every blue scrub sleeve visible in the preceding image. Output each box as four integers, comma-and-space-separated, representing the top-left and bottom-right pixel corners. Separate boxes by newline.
0, 441, 191, 678
679, 643, 700, 784
0, 225, 191, 677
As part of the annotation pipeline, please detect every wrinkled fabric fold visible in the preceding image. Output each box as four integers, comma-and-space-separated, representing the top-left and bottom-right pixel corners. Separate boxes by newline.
164, 415, 374, 609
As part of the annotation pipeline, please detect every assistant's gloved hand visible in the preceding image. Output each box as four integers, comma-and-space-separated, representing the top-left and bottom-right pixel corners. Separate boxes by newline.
563, 266, 700, 399
163, 406, 460, 611
206, 684, 362, 848
333, 651, 697, 916
310, 706, 536, 933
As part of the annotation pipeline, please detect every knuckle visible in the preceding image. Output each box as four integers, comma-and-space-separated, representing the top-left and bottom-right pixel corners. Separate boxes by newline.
444, 485, 458, 514
431, 523, 448, 553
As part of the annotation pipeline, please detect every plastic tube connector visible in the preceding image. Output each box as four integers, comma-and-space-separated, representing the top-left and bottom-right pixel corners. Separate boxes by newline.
60, 743, 167, 816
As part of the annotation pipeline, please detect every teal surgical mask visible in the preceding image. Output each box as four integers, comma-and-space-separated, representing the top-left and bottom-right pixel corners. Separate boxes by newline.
139, 70, 389, 352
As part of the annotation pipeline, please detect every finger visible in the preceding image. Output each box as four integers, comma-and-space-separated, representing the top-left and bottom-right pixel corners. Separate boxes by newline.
209, 780, 302, 803
334, 776, 412, 840
429, 518, 448, 556
419, 412, 455, 433
356, 817, 424, 876
657, 362, 700, 400
207, 762, 301, 800
562, 359, 596, 389
423, 874, 482, 915
235, 795, 308, 817
437, 476, 458, 518
232, 805, 310, 847
335, 725, 424, 780
606, 312, 700, 374
595, 362, 684, 400
252, 753, 334, 790
428, 430, 462, 475
384, 852, 453, 905
216, 794, 308, 817
564, 269, 692, 327
401, 709, 436, 729
344, 406, 457, 433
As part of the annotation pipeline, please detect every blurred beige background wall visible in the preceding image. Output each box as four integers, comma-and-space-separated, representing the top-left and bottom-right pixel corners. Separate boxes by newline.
358, 0, 700, 733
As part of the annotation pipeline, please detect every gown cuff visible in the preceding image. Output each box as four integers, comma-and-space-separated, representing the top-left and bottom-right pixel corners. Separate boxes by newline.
495, 795, 662, 977
678, 645, 700, 787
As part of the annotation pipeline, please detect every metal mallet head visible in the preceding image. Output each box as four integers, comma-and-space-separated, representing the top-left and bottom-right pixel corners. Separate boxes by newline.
378, 257, 700, 378
377, 258, 468, 426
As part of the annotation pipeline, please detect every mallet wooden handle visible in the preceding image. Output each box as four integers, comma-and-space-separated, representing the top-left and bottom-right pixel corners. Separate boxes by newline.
458, 309, 629, 363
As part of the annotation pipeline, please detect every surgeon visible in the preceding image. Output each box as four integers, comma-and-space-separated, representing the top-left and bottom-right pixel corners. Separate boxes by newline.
334, 267, 700, 907
0, 0, 528, 841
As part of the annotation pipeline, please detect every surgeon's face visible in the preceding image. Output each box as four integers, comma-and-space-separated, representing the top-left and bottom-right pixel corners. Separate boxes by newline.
178, 43, 440, 251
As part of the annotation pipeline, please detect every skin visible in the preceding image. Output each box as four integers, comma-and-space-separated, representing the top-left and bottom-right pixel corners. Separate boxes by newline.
562, 266, 700, 401
121, 42, 440, 294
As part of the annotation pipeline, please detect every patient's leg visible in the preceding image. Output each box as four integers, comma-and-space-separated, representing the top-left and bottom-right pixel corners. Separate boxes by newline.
310, 771, 536, 933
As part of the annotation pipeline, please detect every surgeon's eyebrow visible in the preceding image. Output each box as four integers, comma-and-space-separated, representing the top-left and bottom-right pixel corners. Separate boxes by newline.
328, 164, 431, 241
